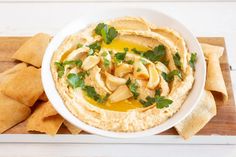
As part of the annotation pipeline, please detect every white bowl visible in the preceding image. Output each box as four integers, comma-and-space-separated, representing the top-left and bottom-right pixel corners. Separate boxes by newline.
42, 7, 206, 138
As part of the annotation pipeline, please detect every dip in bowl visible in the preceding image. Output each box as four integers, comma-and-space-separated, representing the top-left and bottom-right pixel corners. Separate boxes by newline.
42, 8, 205, 138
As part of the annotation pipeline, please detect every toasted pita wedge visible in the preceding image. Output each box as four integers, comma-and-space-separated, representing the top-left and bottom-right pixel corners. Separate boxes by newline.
26, 101, 64, 135
38, 92, 48, 101
12, 33, 51, 67
63, 121, 82, 134
175, 90, 217, 139
0, 63, 27, 86
2, 66, 43, 106
0, 93, 31, 133
201, 43, 228, 101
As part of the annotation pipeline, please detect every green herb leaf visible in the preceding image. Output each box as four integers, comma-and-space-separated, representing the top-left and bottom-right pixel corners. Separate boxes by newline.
155, 89, 161, 96
54, 62, 65, 78
76, 43, 83, 49
161, 70, 182, 83
131, 48, 142, 55
139, 96, 155, 107
103, 58, 110, 68
83, 86, 108, 103
101, 51, 108, 57
140, 95, 173, 109
63, 59, 83, 68
88, 41, 101, 55
137, 68, 141, 72
67, 72, 87, 89
126, 79, 139, 99
173, 52, 182, 69
143, 45, 166, 63
114, 52, 126, 63
124, 47, 129, 52
95, 23, 106, 35
95, 23, 118, 44
189, 53, 197, 70
126, 60, 134, 65
155, 96, 173, 109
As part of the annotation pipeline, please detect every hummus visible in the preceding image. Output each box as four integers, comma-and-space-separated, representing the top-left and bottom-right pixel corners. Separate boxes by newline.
51, 17, 196, 132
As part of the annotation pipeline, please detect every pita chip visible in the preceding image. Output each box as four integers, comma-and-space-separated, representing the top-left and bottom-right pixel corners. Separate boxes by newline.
12, 33, 51, 67
175, 90, 217, 139
201, 43, 228, 101
0, 63, 27, 86
1, 66, 43, 106
0, 93, 31, 133
38, 92, 48, 101
64, 120, 82, 134
26, 101, 64, 135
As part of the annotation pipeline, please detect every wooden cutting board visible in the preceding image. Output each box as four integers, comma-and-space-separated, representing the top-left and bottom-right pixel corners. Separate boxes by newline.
1, 37, 236, 136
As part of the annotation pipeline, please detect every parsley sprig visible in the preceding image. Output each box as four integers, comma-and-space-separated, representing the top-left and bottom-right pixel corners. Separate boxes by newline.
114, 48, 128, 63
126, 78, 139, 99
55, 59, 83, 78
67, 71, 88, 88
139, 89, 173, 109
131, 45, 168, 65
88, 41, 101, 55
173, 52, 182, 69
189, 53, 197, 70
83, 86, 109, 103
161, 70, 182, 83
95, 23, 118, 44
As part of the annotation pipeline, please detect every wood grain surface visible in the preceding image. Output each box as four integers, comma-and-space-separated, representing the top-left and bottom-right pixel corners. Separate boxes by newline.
1, 37, 236, 136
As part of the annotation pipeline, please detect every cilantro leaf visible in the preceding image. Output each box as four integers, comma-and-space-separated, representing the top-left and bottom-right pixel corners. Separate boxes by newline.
103, 58, 110, 68
126, 60, 134, 65
83, 86, 101, 102
67, 72, 87, 89
143, 45, 166, 63
131, 48, 142, 55
83, 86, 109, 103
63, 59, 83, 68
101, 51, 108, 57
140, 95, 173, 109
76, 43, 83, 49
139, 96, 155, 107
189, 53, 197, 70
114, 52, 126, 63
155, 96, 173, 109
155, 89, 161, 97
107, 27, 118, 44
54, 62, 65, 78
95, 23, 106, 35
95, 23, 118, 44
126, 78, 139, 99
161, 70, 182, 83
173, 52, 182, 69
88, 41, 101, 55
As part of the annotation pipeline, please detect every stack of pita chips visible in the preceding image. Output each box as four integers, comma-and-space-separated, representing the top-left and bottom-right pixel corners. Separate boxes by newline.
175, 43, 228, 139
0, 33, 81, 135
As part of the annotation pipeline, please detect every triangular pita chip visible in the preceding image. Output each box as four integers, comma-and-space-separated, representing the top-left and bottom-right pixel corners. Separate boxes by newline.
26, 101, 64, 135
12, 33, 51, 67
0, 63, 27, 87
0, 93, 31, 133
63, 120, 82, 134
1, 66, 43, 106
175, 90, 217, 139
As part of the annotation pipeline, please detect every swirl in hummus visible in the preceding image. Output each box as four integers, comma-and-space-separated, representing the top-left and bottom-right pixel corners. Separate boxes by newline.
51, 17, 197, 132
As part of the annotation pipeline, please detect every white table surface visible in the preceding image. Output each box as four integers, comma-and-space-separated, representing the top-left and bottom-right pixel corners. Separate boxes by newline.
0, 1, 236, 157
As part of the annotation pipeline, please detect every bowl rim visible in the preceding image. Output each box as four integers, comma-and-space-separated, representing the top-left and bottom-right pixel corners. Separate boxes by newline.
41, 7, 206, 138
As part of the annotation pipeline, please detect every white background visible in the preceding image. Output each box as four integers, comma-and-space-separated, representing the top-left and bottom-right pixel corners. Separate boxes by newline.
0, 1, 236, 157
